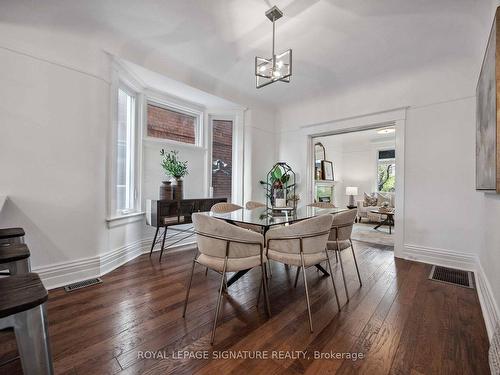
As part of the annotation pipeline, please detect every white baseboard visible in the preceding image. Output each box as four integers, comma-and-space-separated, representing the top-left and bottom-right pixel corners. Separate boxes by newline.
32, 236, 196, 290
475, 260, 500, 340
400, 243, 499, 340
401, 243, 477, 271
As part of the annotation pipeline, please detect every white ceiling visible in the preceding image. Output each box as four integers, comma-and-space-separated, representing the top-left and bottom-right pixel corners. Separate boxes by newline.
0, 0, 490, 108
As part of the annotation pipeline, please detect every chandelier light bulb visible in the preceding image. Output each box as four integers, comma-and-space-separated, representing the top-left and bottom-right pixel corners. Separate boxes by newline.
255, 6, 292, 88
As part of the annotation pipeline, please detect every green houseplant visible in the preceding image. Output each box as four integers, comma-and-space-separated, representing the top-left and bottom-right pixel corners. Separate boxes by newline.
160, 149, 188, 200
259, 164, 296, 207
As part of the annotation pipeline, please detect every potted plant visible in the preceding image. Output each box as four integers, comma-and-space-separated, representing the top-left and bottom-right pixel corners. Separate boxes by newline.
160, 149, 188, 200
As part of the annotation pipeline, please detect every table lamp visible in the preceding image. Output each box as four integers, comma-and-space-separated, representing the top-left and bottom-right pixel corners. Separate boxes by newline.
346, 186, 358, 207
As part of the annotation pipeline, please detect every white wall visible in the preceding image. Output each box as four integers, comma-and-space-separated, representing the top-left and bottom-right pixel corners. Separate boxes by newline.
243, 108, 277, 205
276, 56, 499, 337
0, 40, 149, 288
0, 25, 276, 289
404, 97, 483, 255
0, 44, 108, 264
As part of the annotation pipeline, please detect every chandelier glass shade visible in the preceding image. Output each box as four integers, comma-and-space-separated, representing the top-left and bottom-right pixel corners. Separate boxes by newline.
255, 6, 292, 89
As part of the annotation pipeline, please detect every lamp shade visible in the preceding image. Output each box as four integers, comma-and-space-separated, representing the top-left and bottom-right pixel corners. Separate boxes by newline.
345, 186, 358, 196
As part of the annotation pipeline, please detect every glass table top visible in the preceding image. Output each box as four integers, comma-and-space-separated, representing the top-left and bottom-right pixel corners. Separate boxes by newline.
202, 206, 348, 228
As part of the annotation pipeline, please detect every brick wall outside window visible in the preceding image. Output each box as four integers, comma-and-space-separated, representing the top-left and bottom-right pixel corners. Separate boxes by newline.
147, 104, 196, 144
212, 120, 233, 201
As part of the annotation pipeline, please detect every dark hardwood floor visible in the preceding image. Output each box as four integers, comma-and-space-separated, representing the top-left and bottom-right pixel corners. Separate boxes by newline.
0, 241, 490, 374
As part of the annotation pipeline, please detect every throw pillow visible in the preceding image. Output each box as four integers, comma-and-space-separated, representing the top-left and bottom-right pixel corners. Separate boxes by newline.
364, 192, 377, 206
377, 192, 391, 207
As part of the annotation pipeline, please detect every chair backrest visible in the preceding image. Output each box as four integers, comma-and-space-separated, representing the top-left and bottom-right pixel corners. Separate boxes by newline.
265, 214, 333, 254
210, 202, 243, 213
192, 213, 263, 259
245, 201, 266, 210
308, 202, 336, 208
329, 209, 357, 242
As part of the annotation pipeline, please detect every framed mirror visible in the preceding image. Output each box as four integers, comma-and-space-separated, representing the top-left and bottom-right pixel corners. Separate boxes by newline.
314, 142, 326, 162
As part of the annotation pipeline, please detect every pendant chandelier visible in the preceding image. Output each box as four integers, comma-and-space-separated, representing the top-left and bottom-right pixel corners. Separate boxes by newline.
255, 6, 292, 89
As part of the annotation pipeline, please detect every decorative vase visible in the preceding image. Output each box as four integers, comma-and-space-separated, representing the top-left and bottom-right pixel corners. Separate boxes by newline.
159, 181, 173, 200
173, 178, 184, 200
273, 187, 286, 208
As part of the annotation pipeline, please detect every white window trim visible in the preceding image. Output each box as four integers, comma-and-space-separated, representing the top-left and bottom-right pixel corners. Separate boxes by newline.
107, 62, 144, 221
143, 88, 204, 148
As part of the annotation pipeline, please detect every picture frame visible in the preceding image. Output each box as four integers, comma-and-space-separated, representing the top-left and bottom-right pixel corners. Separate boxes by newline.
321, 160, 334, 181
476, 7, 500, 192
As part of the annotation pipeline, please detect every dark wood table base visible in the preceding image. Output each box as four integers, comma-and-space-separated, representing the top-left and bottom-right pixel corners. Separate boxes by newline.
373, 213, 395, 234
226, 264, 329, 287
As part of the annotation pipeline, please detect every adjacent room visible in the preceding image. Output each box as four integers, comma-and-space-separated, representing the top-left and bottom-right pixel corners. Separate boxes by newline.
1, 1, 500, 374
313, 126, 397, 247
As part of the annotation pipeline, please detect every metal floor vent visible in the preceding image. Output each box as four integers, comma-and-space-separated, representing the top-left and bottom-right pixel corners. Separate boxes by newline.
429, 266, 474, 289
64, 277, 102, 292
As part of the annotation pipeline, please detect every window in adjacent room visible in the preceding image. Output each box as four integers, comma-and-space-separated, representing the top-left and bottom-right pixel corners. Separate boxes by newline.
115, 87, 138, 214
377, 149, 396, 192
146, 103, 198, 145
211, 119, 233, 200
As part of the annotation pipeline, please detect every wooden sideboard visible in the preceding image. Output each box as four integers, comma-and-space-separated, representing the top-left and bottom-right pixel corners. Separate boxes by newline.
146, 197, 227, 261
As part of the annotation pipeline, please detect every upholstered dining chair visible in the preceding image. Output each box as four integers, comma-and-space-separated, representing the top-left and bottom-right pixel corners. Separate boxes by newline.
210, 202, 243, 213
183, 213, 271, 344
326, 209, 361, 301
245, 201, 266, 209
211, 202, 263, 234
265, 214, 340, 332
307, 202, 336, 208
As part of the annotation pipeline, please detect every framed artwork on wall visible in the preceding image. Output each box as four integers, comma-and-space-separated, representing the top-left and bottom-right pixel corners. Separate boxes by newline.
321, 160, 334, 181
476, 6, 500, 192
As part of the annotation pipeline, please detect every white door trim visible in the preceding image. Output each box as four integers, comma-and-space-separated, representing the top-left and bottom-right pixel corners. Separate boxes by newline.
301, 107, 407, 257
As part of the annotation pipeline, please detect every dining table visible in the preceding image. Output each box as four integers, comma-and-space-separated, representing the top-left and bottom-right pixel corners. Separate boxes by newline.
202, 205, 348, 287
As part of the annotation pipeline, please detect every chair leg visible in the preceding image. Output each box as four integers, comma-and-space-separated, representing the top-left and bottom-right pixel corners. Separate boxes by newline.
256, 279, 262, 307
13, 304, 54, 375
262, 264, 271, 317
337, 245, 349, 301
324, 249, 341, 311
300, 253, 314, 333
294, 266, 300, 288
182, 258, 197, 317
350, 240, 362, 286
211, 257, 228, 345
205, 267, 208, 276
335, 250, 338, 262
268, 260, 273, 278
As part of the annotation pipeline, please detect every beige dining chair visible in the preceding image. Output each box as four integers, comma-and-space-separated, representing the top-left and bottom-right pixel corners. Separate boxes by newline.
210, 202, 243, 213
307, 202, 336, 208
211, 202, 264, 234
265, 214, 340, 332
245, 201, 266, 209
326, 209, 361, 301
183, 213, 270, 344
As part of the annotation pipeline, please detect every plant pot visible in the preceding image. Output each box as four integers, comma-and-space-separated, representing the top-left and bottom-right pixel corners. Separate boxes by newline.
173, 178, 184, 200
159, 181, 173, 200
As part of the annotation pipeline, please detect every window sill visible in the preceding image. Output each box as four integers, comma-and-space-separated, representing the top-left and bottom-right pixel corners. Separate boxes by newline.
106, 211, 145, 228
143, 136, 206, 150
